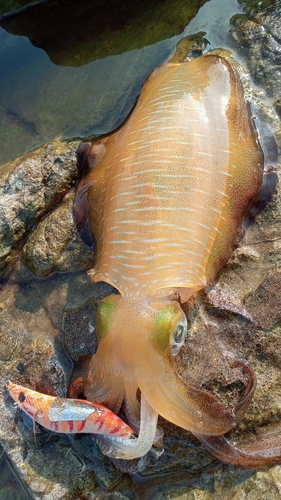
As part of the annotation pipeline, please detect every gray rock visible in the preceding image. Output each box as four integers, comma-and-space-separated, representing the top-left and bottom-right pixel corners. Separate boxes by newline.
22, 192, 93, 278
0, 140, 79, 275
230, 5, 281, 98
61, 297, 98, 362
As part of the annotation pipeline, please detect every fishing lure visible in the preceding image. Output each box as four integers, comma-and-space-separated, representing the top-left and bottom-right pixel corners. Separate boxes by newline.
7, 381, 133, 439
7, 381, 161, 458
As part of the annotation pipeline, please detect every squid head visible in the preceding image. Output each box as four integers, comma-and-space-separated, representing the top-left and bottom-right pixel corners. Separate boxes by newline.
84, 294, 254, 438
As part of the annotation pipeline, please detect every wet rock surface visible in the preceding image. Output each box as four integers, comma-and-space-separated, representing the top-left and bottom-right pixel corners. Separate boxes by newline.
1, 1, 281, 499
0, 264, 116, 498
231, 2, 281, 98
61, 297, 99, 362
22, 192, 94, 278
0, 141, 78, 275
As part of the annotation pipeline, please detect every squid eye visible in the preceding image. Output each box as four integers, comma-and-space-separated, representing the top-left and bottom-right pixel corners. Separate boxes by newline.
171, 316, 188, 356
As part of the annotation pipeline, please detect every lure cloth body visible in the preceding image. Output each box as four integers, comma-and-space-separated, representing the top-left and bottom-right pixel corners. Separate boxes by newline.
7, 381, 133, 437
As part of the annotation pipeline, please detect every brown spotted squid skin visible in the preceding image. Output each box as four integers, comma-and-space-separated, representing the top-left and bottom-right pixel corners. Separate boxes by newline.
74, 54, 281, 465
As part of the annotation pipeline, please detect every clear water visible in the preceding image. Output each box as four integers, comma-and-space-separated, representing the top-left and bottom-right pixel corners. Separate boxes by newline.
0, 445, 32, 499
0, 0, 241, 167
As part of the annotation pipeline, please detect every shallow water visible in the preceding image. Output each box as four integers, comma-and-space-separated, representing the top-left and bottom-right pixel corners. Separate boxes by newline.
0, 0, 241, 167
0, 444, 32, 499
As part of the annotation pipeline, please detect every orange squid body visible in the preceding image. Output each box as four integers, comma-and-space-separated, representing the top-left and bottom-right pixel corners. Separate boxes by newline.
75, 54, 264, 446
83, 54, 263, 302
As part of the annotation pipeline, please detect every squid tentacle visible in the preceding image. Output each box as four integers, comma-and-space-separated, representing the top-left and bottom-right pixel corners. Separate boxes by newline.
195, 431, 281, 468
230, 361, 256, 422
148, 358, 256, 436
122, 396, 164, 447
100, 393, 159, 459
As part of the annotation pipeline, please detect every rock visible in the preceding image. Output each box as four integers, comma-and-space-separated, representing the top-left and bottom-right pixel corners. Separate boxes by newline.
245, 272, 281, 329
0, 140, 79, 275
0, 260, 122, 498
0, 262, 73, 394
169, 32, 211, 63
230, 4, 281, 98
61, 297, 99, 362
22, 192, 93, 278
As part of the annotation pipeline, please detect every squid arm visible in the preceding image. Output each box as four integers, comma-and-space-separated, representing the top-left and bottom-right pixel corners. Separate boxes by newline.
195, 431, 281, 467
140, 358, 256, 437
99, 393, 159, 459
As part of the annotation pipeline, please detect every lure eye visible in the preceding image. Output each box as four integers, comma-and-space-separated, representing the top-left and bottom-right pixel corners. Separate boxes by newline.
19, 392, 25, 402
171, 316, 188, 356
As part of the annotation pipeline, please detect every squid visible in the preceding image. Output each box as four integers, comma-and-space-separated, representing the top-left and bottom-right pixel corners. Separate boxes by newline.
72, 53, 280, 465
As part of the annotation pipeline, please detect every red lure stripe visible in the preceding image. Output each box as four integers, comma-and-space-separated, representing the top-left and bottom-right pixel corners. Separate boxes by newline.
75, 419, 86, 432
109, 426, 121, 435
